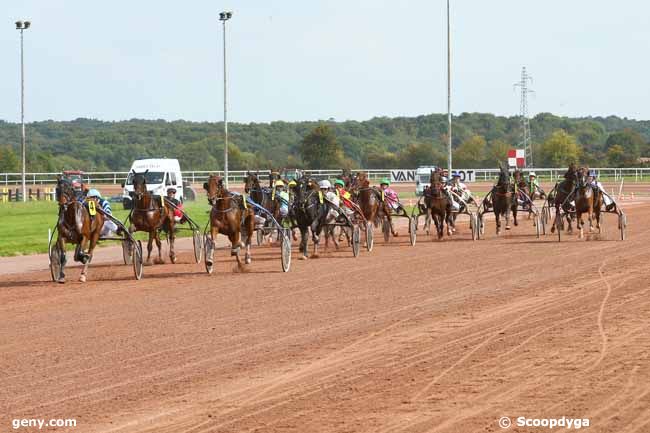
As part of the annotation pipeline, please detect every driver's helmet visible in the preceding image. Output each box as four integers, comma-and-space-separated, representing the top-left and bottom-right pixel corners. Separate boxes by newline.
529, 172, 537, 178
588, 170, 597, 178
318, 180, 331, 190
380, 178, 390, 186
334, 179, 345, 188
86, 188, 101, 198
452, 173, 461, 180
288, 180, 297, 187
167, 187, 177, 194
275, 180, 285, 188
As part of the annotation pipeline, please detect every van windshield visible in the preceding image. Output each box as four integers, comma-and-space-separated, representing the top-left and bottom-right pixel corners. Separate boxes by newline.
126, 172, 165, 185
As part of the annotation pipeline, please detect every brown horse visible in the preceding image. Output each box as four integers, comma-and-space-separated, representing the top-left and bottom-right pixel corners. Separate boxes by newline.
550, 163, 578, 234
424, 170, 452, 239
204, 174, 255, 269
351, 172, 382, 228
575, 167, 603, 238
490, 164, 515, 235
53, 176, 104, 283
129, 172, 176, 265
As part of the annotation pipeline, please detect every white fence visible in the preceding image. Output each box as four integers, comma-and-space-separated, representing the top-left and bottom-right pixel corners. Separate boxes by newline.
1, 167, 650, 185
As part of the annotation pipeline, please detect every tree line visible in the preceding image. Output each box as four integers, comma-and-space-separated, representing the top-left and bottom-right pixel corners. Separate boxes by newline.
1, 112, 649, 173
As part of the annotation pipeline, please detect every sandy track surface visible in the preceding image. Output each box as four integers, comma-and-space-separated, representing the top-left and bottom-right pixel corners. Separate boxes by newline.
1, 203, 650, 432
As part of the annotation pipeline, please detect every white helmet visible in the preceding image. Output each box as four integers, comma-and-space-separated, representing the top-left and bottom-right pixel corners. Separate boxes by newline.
529, 172, 537, 177
318, 180, 331, 189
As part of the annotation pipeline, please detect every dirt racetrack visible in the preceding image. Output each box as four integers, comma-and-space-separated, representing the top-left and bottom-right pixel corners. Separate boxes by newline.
2, 201, 650, 433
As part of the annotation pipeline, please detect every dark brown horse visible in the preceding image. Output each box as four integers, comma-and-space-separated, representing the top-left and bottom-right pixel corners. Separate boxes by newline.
53, 176, 104, 283
575, 166, 603, 238
204, 174, 255, 269
351, 172, 382, 228
550, 163, 578, 234
129, 172, 176, 265
491, 165, 515, 235
424, 170, 452, 239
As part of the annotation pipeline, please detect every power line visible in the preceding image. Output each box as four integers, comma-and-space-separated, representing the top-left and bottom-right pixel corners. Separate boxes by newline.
514, 66, 534, 167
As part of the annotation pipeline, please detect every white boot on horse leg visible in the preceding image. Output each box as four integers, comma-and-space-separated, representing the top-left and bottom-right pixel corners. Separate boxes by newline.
245, 244, 252, 264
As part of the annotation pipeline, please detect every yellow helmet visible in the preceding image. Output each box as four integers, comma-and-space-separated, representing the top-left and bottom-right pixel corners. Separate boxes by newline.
288, 180, 297, 187
275, 180, 285, 187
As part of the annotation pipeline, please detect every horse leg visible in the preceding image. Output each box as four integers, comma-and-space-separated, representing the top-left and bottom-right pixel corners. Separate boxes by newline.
230, 231, 243, 269
154, 231, 164, 264
206, 226, 218, 267
79, 230, 100, 283
512, 205, 518, 227
168, 221, 177, 264
311, 223, 321, 258
299, 227, 309, 260
495, 210, 501, 235
57, 237, 67, 283
446, 212, 453, 236
245, 213, 254, 264
566, 213, 573, 234
505, 206, 512, 230
576, 211, 584, 239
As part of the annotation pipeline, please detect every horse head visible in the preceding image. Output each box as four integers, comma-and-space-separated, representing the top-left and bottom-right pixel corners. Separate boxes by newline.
131, 171, 148, 200
55, 175, 76, 207
244, 171, 260, 194
203, 174, 224, 206
576, 167, 589, 189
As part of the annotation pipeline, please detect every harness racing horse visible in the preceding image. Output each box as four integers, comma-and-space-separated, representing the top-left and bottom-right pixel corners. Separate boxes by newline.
424, 170, 452, 239
129, 172, 176, 265
550, 163, 578, 235
53, 176, 104, 283
574, 167, 603, 238
350, 172, 382, 230
244, 171, 278, 238
204, 174, 255, 269
289, 176, 332, 259
490, 165, 516, 235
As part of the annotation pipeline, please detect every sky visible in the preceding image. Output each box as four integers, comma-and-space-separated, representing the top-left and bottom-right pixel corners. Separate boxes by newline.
1, 0, 649, 123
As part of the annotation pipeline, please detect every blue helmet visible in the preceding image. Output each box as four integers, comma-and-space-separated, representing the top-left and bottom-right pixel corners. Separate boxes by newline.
588, 170, 597, 177
86, 188, 101, 198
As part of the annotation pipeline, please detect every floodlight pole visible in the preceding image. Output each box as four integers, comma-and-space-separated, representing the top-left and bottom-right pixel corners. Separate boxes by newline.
16, 20, 31, 202
219, 11, 232, 189
446, 0, 452, 176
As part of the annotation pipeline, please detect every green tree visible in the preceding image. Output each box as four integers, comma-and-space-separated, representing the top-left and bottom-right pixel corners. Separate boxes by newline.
453, 135, 487, 168
300, 124, 343, 169
486, 139, 511, 166
540, 130, 582, 166
605, 129, 644, 165
0, 146, 19, 172
606, 144, 626, 167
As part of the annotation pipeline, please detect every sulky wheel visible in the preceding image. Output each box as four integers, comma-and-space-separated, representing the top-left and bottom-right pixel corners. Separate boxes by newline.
193, 230, 203, 263
281, 229, 292, 272
409, 216, 417, 246
49, 242, 64, 283
365, 223, 374, 252
382, 218, 390, 242
352, 225, 361, 257
122, 238, 133, 265
132, 240, 144, 280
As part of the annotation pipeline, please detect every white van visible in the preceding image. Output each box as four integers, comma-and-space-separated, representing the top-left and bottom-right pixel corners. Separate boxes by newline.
415, 165, 438, 196
122, 158, 183, 209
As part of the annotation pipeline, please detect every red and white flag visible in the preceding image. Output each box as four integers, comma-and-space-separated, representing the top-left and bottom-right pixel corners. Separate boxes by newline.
507, 149, 525, 167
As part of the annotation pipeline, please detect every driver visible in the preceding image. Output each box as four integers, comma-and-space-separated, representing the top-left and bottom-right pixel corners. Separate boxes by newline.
166, 188, 185, 223
319, 180, 340, 223
379, 178, 405, 215
588, 170, 616, 212
334, 179, 355, 217
86, 189, 118, 237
